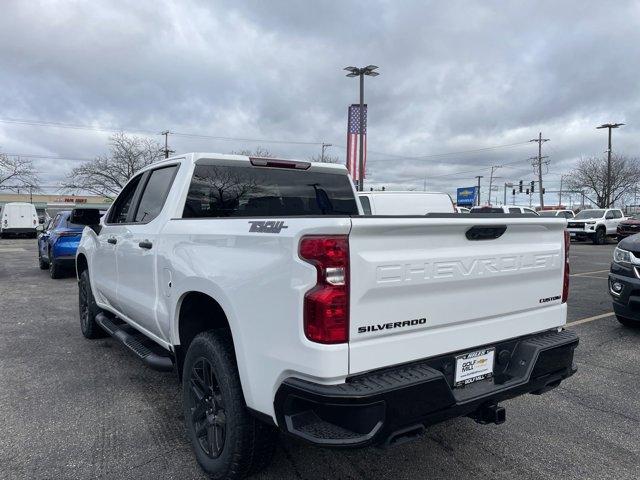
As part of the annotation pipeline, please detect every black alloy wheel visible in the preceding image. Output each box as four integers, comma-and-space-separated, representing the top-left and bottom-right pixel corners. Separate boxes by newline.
188, 357, 227, 459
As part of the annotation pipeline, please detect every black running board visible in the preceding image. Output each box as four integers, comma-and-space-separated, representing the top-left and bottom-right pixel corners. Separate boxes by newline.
95, 313, 174, 372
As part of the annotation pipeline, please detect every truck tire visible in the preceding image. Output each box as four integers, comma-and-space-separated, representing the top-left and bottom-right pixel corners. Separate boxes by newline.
78, 269, 107, 339
182, 330, 276, 479
616, 315, 639, 328
593, 227, 606, 245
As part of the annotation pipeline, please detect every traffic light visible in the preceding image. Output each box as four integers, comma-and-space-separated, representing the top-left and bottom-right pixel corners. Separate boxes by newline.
519, 180, 523, 193
530, 181, 535, 193
512, 188, 516, 196
526, 189, 530, 195
542, 187, 546, 194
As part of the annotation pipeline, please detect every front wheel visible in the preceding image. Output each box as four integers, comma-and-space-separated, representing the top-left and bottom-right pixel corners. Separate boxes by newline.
183, 331, 276, 479
593, 228, 606, 245
78, 269, 107, 339
617, 315, 639, 328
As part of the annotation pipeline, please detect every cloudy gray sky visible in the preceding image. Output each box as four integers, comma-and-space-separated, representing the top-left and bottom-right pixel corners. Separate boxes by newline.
1, 0, 639, 205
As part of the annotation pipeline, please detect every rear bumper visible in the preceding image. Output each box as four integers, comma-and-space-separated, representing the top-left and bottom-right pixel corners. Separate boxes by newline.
274, 329, 578, 447
52, 238, 80, 259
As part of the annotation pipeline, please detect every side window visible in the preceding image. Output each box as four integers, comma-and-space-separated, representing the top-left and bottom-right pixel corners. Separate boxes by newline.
564, 211, 573, 218
524, 208, 536, 215
108, 174, 143, 224
605, 211, 614, 220
613, 210, 623, 219
509, 207, 520, 214
359, 196, 372, 215
134, 165, 178, 223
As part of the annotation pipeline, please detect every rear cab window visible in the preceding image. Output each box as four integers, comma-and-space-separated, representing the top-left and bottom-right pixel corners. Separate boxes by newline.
183, 163, 358, 218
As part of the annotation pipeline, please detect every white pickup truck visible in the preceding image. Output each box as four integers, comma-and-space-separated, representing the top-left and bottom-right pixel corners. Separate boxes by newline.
566, 208, 625, 244
73, 153, 577, 479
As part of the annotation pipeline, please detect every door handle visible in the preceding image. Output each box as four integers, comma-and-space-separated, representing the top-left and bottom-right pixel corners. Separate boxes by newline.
107, 237, 117, 245
138, 240, 153, 250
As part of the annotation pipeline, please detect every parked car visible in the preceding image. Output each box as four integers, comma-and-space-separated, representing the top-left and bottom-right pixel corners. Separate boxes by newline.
566, 208, 625, 244
1, 202, 39, 238
74, 153, 577, 479
616, 215, 640, 241
609, 236, 640, 326
538, 209, 575, 219
469, 205, 538, 215
358, 191, 455, 215
37, 210, 84, 278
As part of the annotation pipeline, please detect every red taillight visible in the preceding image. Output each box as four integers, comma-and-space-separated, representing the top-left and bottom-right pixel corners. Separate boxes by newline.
299, 235, 349, 344
562, 230, 570, 303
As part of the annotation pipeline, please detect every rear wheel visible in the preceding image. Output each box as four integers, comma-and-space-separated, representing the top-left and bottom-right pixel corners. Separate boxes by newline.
617, 315, 639, 328
593, 227, 606, 245
183, 330, 276, 479
78, 269, 107, 339
38, 249, 49, 270
49, 256, 63, 279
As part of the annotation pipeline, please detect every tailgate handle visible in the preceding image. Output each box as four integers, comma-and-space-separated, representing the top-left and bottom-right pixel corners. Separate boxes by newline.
466, 225, 507, 241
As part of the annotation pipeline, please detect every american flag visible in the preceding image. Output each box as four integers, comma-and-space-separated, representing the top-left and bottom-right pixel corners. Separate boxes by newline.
346, 104, 367, 182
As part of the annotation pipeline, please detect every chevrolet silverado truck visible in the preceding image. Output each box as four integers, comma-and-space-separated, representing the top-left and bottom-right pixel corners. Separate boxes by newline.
567, 208, 625, 244
73, 153, 577, 480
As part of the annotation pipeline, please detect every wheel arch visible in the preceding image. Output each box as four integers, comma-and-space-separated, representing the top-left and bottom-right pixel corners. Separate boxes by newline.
174, 290, 239, 381
76, 252, 88, 279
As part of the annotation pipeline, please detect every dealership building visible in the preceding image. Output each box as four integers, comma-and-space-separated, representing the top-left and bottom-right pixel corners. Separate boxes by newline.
0, 193, 112, 218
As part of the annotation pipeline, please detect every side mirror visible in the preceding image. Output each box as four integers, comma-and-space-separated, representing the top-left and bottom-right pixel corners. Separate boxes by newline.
71, 208, 101, 226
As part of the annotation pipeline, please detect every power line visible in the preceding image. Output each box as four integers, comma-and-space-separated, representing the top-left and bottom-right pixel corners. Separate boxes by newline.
1, 116, 533, 160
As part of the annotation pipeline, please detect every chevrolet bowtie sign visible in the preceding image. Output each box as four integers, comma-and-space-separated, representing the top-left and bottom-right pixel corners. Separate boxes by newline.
456, 186, 478, 206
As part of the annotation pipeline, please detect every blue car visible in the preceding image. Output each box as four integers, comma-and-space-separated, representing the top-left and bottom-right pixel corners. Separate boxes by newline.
38, 210, 84, 278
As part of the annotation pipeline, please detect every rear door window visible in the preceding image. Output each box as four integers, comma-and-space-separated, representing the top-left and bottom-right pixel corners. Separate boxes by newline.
613, 210, 623, 219
134, 165, 178, 223
183, 164, 358, 218
108, 174, 143, 224
508, 207, 521, 214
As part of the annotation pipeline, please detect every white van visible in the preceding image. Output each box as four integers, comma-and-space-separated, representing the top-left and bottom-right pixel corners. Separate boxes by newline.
1, 202, 39, 237
358, 191, 456, 215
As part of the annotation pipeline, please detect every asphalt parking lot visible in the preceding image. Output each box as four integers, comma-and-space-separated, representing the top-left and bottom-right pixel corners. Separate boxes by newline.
1, 238, 639, 480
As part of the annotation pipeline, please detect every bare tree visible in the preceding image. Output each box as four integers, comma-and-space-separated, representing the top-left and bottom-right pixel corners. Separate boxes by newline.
63, 132, 163, 199
566, 154, 640, 208
231, 147, 276, 158
0, 152, 39, 191
308, 153, 340, 164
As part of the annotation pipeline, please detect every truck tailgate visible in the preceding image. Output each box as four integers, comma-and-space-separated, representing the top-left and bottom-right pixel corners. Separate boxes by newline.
348, 216, 567, 374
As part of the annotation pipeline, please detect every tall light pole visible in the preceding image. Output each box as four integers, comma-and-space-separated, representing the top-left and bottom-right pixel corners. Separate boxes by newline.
597, 122, 624, 207
321, 143, 332, 162
488, 165, 502, 205
344, 65, 379, 191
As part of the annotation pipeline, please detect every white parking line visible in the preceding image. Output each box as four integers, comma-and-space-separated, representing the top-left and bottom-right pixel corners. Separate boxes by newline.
570, 269, 610, 277
567, 312, 615, 326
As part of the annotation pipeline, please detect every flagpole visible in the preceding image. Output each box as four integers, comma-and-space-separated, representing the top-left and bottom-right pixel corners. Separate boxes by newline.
358, 73, 365, 191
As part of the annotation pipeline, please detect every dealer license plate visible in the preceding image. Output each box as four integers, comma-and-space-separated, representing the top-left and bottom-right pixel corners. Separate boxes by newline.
454, 348, 495, 387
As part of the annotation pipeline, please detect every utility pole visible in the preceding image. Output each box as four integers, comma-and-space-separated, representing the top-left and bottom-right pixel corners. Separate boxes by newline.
488, 166, 501, 206
597, 123, 624, 207
321, 142, 332, 162
161, 131, 174, 159
529, 132, 549, 209
475, 175, 483, 206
